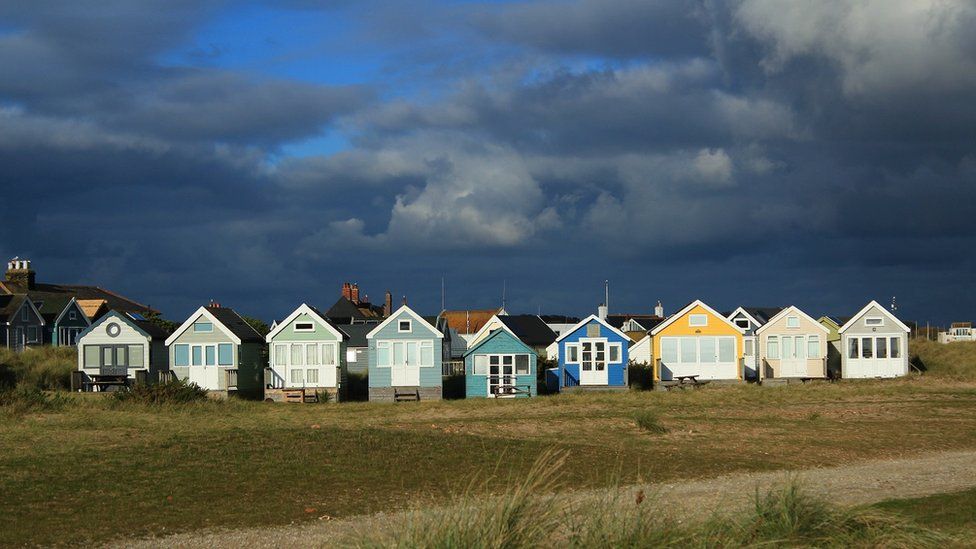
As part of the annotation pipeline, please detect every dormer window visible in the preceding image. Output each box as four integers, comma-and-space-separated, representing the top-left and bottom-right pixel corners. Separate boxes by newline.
294, 322, 314, 332
865, 317, 884, 327
787, 316, 800, 328
734, 318, 749, 329
689, 314, 708, 327
194, 321, 213, 333
398, 320, 412, 333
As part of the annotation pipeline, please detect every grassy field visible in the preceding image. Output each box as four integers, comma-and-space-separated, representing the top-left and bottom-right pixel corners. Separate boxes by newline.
2, 378, 976, 545
874, 488, 976, 536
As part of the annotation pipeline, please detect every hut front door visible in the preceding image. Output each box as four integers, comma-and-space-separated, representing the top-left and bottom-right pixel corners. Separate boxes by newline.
391, 341, 421, 386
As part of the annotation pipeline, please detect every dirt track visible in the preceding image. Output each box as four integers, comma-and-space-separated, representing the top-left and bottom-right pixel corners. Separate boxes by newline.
115, 449, 976, 548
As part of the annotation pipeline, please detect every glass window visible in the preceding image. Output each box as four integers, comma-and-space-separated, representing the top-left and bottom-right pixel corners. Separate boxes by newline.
865, 317, 884, 327
783, 336, 794, 359
128, 345, 144, 368
661, 339, 678, 362
420, 341, 433, 366
27, 326, 38, 342
474, 355, 488, 375
609, 343, 620, 363
876, 337, 888, 359
21, 307, 28, 321
377, 342, 390, 366
290, 369, 302, 384
69, 311, 77, 320
861, 337, 873, 359
218, 344, 233, 366
191, 346, 202, 366
407, 342, 419, 365
768, 336, 780, 359
274, 344, 287, 366
306, 369, 319, 384
787, 316, 800, 328
565, 344, 579, 363
689, 314, 708, 327
680, 338, 697, 362
291, 344, 304, 366
193, 321, 213, 333
515, 355, 529, 374
322, 343, 335, 366
294, 322, 314, 332
807, 336, 820, 359
84, 346, 100, 367
174, 345, 189, 367
719, 338, 735, 363
115, 346, 128, 367
700, 337, 716, 363
392, 342, 404, 365
890, 337, 901, 358
103, 347, 114, 366
744, 339, 754, 356
398, 320, 411, 332
307, 344, 319, 366
848, 338, 859, 359
205, 346, 216, 366
735, 319, 749, 329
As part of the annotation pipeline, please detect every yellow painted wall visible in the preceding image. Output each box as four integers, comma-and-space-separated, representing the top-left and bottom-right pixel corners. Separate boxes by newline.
652, 303, 743, 380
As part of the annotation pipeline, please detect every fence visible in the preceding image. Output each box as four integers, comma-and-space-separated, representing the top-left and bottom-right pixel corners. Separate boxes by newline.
442, 360, 464, 376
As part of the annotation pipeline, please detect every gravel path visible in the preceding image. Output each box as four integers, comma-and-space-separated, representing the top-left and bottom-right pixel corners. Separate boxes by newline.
114, 449, 976, 548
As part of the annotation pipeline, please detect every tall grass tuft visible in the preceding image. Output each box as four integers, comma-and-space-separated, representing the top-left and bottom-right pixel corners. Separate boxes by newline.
112, 378, 209, 406
633, 409, 668, 434
0, 387, 72, 415
909, 339, 976, 380
0, 346, 75, 390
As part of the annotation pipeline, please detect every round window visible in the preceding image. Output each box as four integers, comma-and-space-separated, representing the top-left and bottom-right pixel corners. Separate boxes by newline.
106, 323, 121, 337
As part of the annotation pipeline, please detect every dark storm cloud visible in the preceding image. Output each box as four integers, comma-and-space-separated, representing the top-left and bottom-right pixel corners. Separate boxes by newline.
1, 0, 974, 324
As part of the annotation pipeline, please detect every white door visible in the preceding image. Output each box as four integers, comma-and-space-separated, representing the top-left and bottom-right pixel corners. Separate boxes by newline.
391, 341, 421, 386
287, 343, 306, 388
781, 335, 806, 377
579, 339, 609, 385
488, 355, 516, 397
660, 336, 738, 380
743, 336, 757, 379
187, 344, 222, 390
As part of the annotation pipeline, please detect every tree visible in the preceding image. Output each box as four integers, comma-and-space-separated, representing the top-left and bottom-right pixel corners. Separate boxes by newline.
142, 310, 179, 334
242, 315, 270, 337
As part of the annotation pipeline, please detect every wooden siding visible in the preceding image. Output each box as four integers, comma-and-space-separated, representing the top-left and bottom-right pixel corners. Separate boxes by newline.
76, 312, 152, 381
464, 330, 537, 398
557, 319, 629, 389
651, 303, 743, 381
267, 309, 347, 390
758, 308, 827, 379
367, 308, 442, 389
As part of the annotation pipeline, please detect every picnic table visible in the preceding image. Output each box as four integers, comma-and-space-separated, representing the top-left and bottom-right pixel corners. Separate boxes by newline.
662, 374, 710, 391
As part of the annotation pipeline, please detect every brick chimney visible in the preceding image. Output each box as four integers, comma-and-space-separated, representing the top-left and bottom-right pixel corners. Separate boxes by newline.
351, 283, 360, 304
384, 291, 392, 316
341, 282, 352, 301
5, 258, 36, 290
208, 299, 221, 308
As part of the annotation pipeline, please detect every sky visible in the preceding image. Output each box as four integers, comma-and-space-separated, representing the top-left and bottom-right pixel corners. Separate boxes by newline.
1, 0, 974, 326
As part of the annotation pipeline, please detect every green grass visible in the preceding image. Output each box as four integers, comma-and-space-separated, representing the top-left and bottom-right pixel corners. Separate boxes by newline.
362, 452, 952, 548
910, 338, 976, 380
874, 488, 976, 535
0, 345, 75, 390
2, 379, 976, 545
633, 409, 668, 434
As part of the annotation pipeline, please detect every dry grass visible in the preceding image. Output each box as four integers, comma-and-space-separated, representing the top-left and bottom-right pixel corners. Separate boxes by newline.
909, 338, 976, 380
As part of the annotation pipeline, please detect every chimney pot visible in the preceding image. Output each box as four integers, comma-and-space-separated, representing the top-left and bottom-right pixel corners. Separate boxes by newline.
384, 291, 392, 317
351, 283, 360, 304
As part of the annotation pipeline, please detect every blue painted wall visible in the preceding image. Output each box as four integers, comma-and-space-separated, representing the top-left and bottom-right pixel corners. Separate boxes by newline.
464, 329, 537, 398
367, 308, 443, 388
557, 318, 629, 389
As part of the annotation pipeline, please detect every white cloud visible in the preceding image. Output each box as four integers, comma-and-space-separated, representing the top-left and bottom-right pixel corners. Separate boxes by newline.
693, 148, 733, 184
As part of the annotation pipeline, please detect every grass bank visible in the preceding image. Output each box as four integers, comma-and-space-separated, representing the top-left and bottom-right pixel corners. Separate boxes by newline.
2, 378, 976, 544
910, 338, 976, 380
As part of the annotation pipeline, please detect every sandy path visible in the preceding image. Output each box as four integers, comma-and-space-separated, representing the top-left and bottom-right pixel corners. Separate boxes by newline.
114, 449, 976, 548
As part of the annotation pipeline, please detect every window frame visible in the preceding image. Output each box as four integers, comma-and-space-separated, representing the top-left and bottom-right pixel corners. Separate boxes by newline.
734, 318, 750, 329
218, 343, 234, 366
767, 335, 780, 359
786, 316, 800, 329
397, 319, 412, 333
865, 316, 884, 327
689, 314, 708, 327
293, 322, 315, 333
806, 335, 820, 359
564, 343, 580, 364
193, 321, 214, 333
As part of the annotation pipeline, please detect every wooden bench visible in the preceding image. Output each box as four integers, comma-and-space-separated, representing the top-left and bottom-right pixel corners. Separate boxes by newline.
492, 384, 532, 397
661, 375, 710, 391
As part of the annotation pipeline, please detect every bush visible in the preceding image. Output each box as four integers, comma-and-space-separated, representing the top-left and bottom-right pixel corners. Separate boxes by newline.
0, 346, 74, 391
628, 362, 654, 390
345, 372, 369, 401
112, 379, 209, 405
633, 409, 668, 434
0, 387, 71, 414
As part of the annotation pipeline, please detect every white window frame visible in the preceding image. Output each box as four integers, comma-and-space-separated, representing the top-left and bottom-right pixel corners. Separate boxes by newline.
564, 343, 580, 364
807, 335, 820, 359
865, 316, 884, 327
473, 355, 488, 375
689, 314, 708, 327
515, 354, 530, 375
787, 316, 800, 328
274, 344, 288, 367
734, 318, 749, 329
608, 342, 623, 363
376, 341, 391, 367
398, 320, 412, 333
767, 335, 780, 359
193, 321, 214, 333
294, 322, 315, 332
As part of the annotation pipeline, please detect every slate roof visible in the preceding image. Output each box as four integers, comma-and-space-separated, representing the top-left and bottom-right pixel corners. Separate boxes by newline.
497, 315, 557, 347
0, 281, 155, 318
539, 314, 581, 324
325, 296, 385, 323
339, 324, 373, 347
605, 314, 665, 331
439, 309, 502, 335
205, 306, 264, 343
728, 307, 783, 325
0, 295, 25, 323
132, 318, 173, 339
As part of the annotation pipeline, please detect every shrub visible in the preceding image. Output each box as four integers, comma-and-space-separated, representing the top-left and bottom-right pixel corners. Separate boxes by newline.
112, 379, 209, 405
0, 346, 74, 390
633, 409, 668, 434
0, 387, 71, 415
345, 372, 369, 401
628, 362, 654, 390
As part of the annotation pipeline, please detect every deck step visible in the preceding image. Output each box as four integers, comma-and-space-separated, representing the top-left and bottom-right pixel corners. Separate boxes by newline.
393, 389, 420, 402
